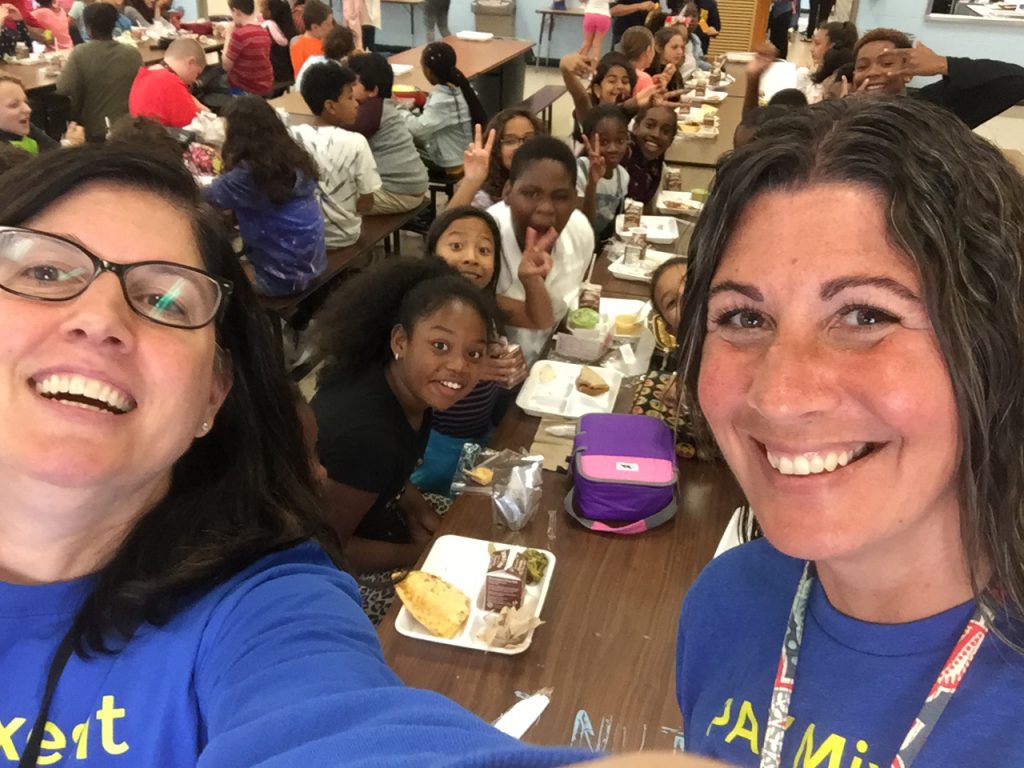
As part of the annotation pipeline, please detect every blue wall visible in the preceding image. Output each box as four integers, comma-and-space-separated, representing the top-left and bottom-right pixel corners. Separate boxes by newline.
855, 0, 1024, 69
377, 0, 600, 62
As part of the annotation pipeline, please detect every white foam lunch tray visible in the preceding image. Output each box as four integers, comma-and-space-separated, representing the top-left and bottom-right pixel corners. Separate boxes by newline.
516, 360, 623, 419
615, 214, 680, 244
395, 535, 556, 655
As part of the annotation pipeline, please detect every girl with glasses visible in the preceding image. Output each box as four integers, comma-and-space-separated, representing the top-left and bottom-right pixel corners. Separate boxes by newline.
447, 107, 546, 211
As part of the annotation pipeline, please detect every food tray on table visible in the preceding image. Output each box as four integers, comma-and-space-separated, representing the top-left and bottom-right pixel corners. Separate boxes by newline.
395, 535, 556, 655
391, 63, 413, 76
599, 297, 650, 339
456, 30, 494, 41
725, 51, 755, 63
657, 190, 704, 216
683, 88, 727, 103
614, 214, 679, 244
685, 72, 736, 89
679, 125, 720, 140
516, 360, 623, 419
608, 248, 676, 283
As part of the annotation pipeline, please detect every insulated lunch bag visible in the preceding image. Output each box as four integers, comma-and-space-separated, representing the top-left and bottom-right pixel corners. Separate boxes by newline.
564, 413, 678, 534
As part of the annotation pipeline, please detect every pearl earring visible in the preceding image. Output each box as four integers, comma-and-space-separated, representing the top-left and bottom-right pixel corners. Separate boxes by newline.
202, 421, 210, 432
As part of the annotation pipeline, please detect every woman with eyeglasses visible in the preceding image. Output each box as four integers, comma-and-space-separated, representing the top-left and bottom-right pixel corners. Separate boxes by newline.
0, 144, 629, 768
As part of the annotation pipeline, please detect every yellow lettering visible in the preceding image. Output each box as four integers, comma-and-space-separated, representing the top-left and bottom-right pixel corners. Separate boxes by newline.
72, 720, 90, 760
0, 718, 27, 760
96, 695, 128, 756
723, 699, 760, 755
36, 722, 66, 766
706, 698, 733, 736
793, 723, 845, 768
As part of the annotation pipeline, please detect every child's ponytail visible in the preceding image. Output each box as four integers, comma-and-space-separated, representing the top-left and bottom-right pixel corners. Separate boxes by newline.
422, 42, 489, 130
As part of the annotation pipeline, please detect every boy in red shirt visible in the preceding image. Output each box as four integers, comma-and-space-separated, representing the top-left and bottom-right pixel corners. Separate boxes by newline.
224, 0, 272, 96
129, 37, 208, 128
289, 0, 333, 75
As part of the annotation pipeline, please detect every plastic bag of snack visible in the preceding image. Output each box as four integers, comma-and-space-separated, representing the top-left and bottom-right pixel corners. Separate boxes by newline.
492, 455, 544, 531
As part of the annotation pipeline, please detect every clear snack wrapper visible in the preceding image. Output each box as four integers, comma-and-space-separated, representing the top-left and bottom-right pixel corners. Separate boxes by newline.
451, 445, 544, 531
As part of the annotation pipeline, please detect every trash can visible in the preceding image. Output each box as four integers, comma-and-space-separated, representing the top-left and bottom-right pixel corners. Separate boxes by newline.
470, 0, 526, 116
472, 0, 515, 37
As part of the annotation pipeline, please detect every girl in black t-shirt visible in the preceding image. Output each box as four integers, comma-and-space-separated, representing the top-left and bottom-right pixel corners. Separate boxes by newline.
310, 258, 496, 573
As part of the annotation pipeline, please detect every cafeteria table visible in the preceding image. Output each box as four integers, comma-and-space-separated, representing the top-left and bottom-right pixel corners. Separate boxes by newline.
665, 94, 743, 167
270, 36, 534, 117
375, 207, 746, 752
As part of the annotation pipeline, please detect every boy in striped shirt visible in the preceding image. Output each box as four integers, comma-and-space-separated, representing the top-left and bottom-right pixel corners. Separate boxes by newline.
224, 0, 273, 96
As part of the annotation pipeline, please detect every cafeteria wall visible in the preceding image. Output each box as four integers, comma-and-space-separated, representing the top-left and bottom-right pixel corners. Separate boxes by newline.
856, 0, 1024, 68
378, 0, 586, 61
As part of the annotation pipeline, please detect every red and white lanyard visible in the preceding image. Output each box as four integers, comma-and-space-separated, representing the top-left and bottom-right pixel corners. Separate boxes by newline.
759, 563, 992, 768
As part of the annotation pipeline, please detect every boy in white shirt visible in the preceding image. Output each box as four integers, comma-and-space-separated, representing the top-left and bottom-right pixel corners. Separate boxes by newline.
290, 61, 381, 248
489, 136, 596, 363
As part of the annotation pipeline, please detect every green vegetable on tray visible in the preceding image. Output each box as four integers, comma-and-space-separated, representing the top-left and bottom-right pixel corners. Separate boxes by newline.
569, 307, 599, 330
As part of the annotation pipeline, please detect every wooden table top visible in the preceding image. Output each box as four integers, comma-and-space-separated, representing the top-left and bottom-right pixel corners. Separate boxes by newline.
4, 39, 222, 93
664, 94, 742, 167
386, 35, 535, 93
375, 219, 746, 751
272, 36, 535, 114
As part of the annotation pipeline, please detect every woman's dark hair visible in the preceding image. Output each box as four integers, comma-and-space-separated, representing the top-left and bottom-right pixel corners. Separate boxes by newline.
768, 88, 808, 107
348, 51, 394, 98
676, 97, 1024, 640
107, 115, 186, 163
581, 103, 629, 139
422, 42, 488, 131
618, 25, 654, 61
323, 23, 354, 61
813, 47, 854, 84
0, 143, 31, 177
508, 135, 576, 188
425, 206, 503, 295
591, 52, 637, 104
299, 61, 355, 116
265, 0, 296, 40
315, 257, 498, 380
479, 107, 546, 200
0, 145, 333, 653
83, 2, 118, 39
221, 96, 319, 205
821, 20, 857, 50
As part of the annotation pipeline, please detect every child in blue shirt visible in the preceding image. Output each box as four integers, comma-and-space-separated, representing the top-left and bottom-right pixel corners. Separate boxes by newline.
204, 96, 325, 296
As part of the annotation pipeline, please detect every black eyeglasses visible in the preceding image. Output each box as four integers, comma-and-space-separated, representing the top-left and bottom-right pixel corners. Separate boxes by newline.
0, 226, 233, 330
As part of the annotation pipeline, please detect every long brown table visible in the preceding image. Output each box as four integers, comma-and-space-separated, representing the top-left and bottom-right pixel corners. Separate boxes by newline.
375, 227, 746, 751
1, 38, 223, 93
665, 94, 742, 167
271, 35, 534, 116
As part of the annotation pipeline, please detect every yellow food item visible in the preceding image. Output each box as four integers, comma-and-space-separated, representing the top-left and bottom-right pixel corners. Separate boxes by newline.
537, 364, 557, 384
394, 571, 470, 639
465, 466, 494, 486
615, 314, 642, 335
575, 366, 610, 396
680, 123, 700, 134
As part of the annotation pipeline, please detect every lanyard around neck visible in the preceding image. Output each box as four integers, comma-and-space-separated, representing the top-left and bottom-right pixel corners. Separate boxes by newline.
759, 563, 993, 768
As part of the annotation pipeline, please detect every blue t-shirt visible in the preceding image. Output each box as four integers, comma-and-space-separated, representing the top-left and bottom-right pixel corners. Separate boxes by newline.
1, 542, 595, 767
677, 538, 1024, 767
204, 164, 326, 295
